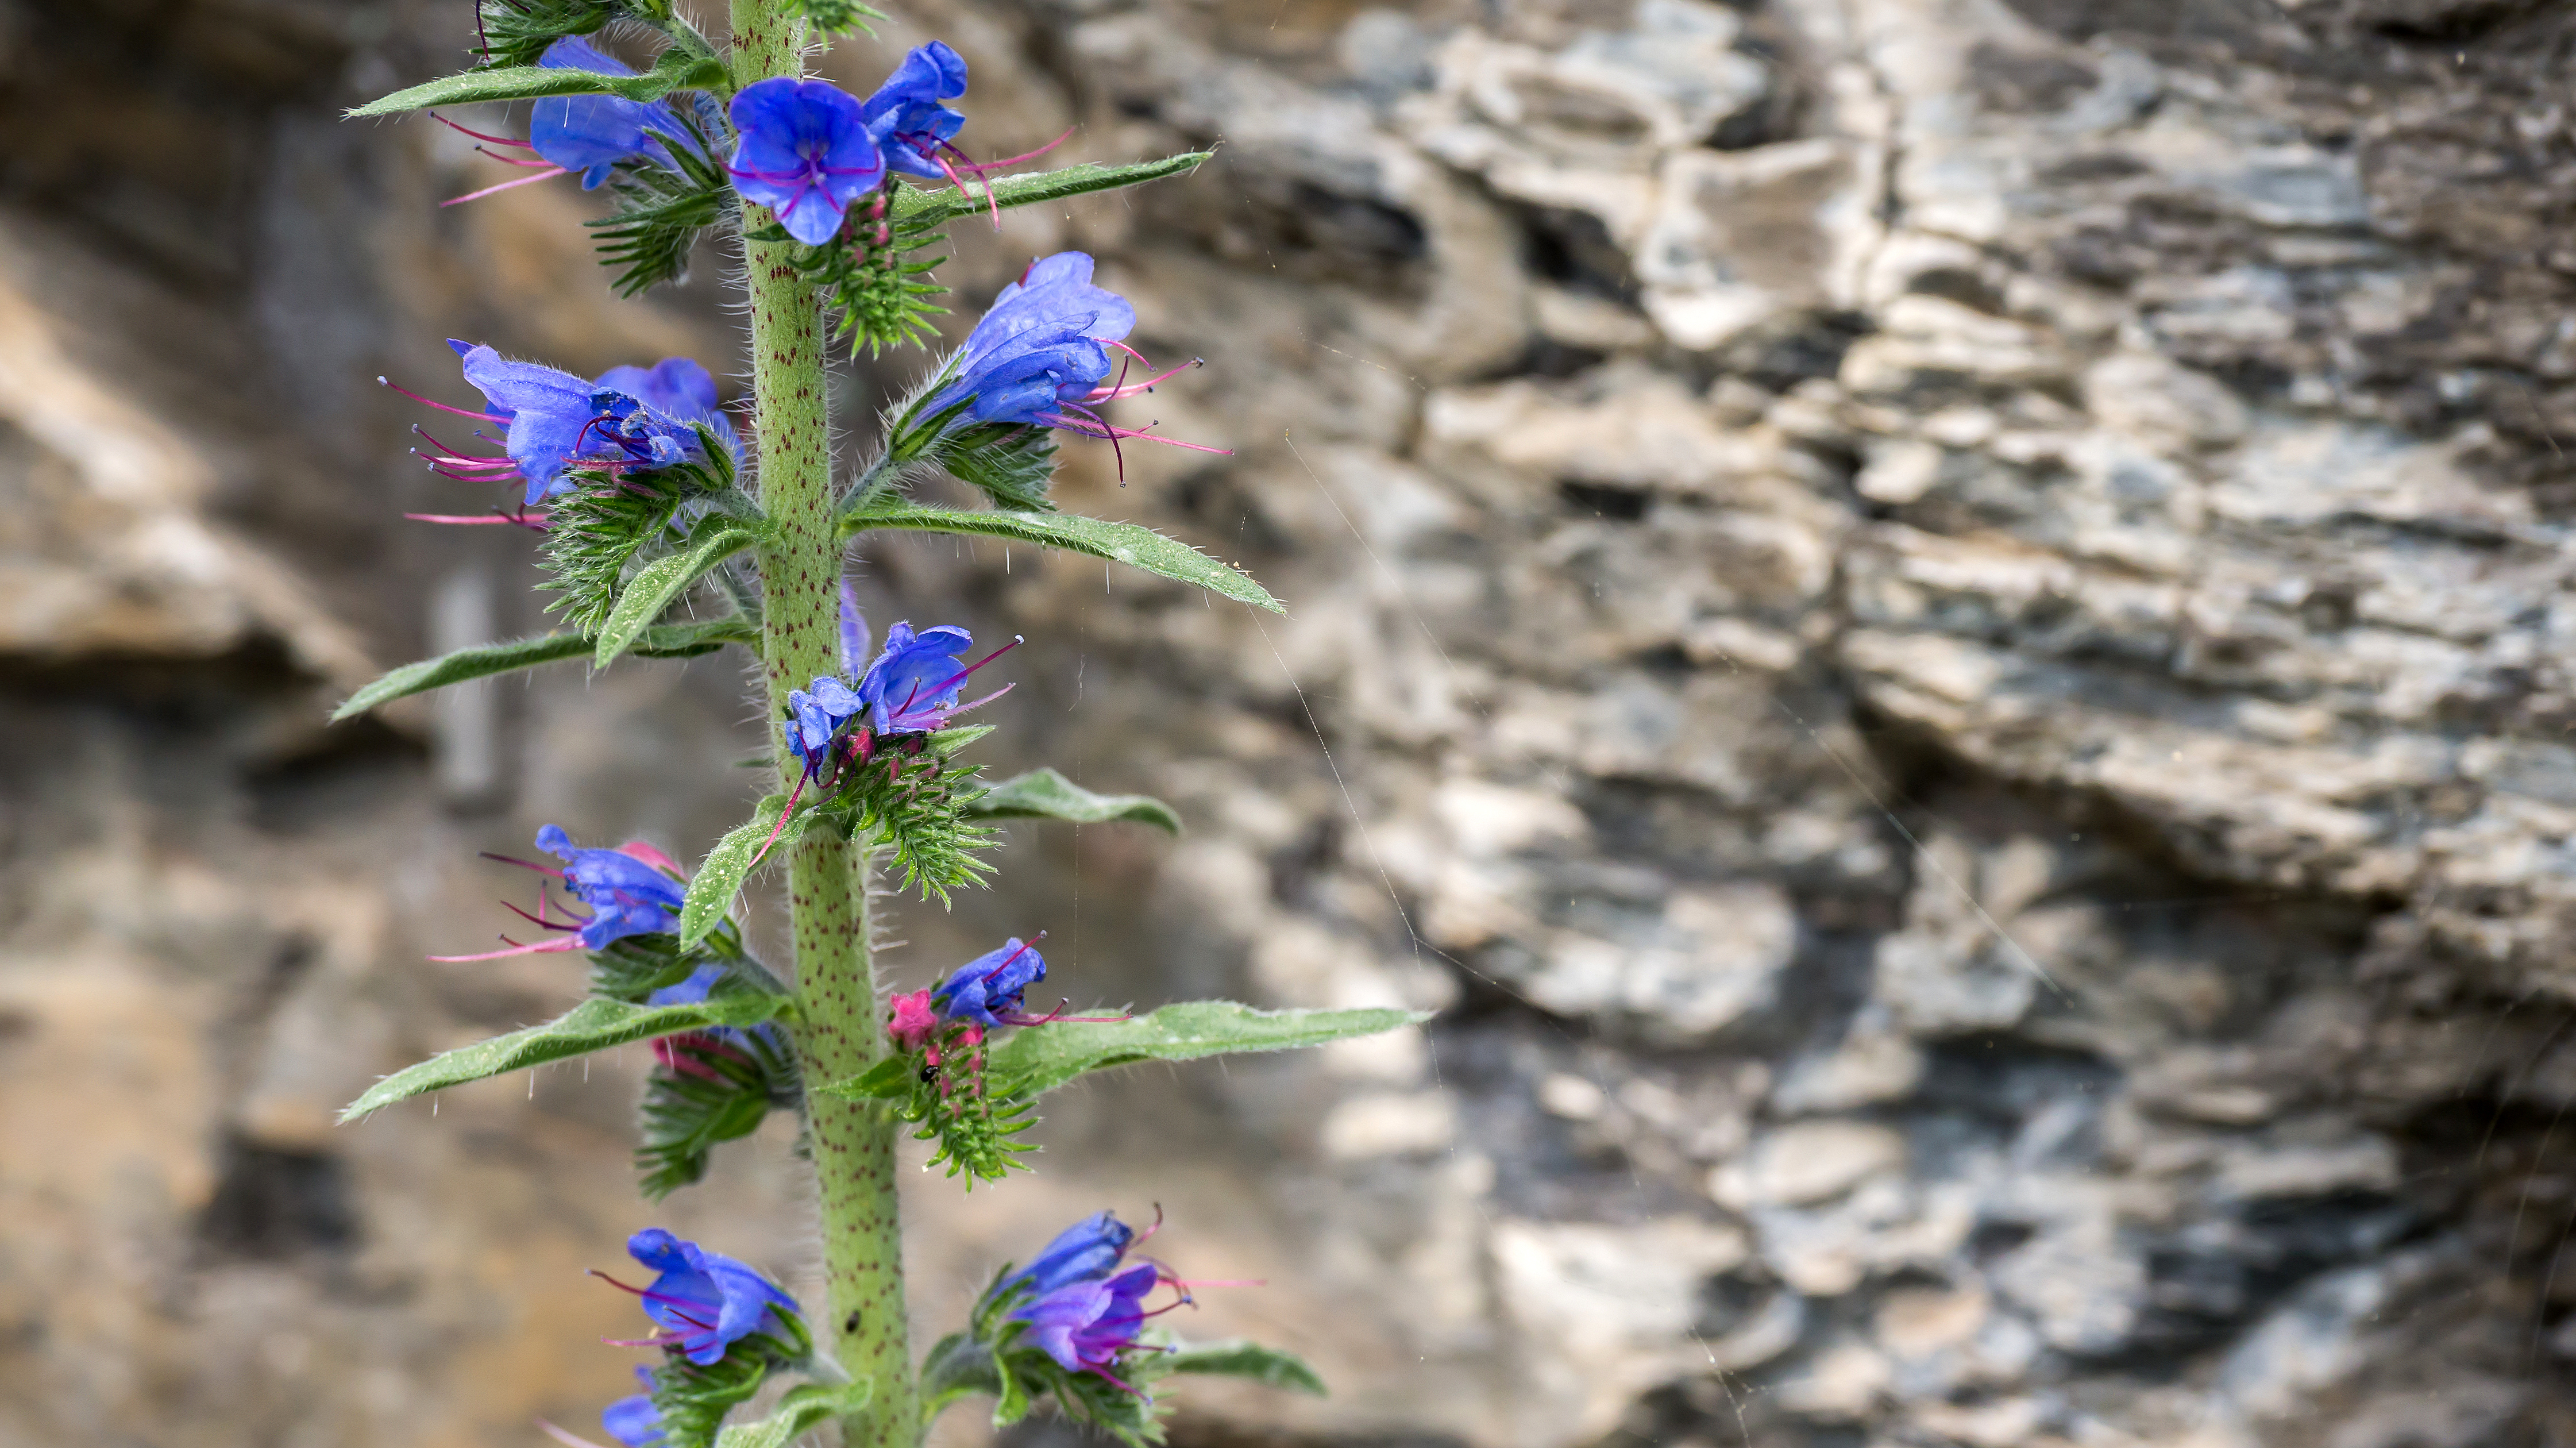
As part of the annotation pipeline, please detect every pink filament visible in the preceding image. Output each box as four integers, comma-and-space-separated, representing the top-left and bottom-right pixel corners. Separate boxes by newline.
442, 165, 569, 206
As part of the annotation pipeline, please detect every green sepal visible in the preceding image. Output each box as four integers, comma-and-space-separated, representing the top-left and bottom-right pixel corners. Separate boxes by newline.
339, 993, 793, 1121
329, 616, 756, 721
682, 795, 807, 948
712, 1380, 873, 1448
889, 155, 1209, 234
349, 47, 730, 117
991, 1002, 1426, 1097
842, 497, 1282, 613
637, 1011, 803, 1199
941, 423, 1059, 511
1158, 1340, 1328, 1395
595, 518, 762, 668
968, 768, 1180, 832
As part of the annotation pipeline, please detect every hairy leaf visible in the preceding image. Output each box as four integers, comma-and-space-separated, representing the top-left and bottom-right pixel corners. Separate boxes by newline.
890, 155, 1209, 234
843, 499, 1281, 613
712, 1383, 873, 1448
340, 993, 790, 1120
331, 616, 756, 721
989, 1002, 1426, 1097
594, 519, 761, 668
1158, 1341, 1327, 1395
968, 768, 1179, 832
349, 48, 728, 117
681, 796, 805, 949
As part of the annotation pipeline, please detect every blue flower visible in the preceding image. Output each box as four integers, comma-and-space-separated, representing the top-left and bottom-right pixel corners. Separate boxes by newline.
920, 253, 1133, 430
625, 1228, 800, 1366
860, 42, 968, 180
601, 1368, 665, 1447
538, 825, 686, 949
855, 621, 982, 735
1014, 1262, 1159, 1378
932, 937, 1046, 1029
784, 675, 866, 769
593, 356, 742, 461
727, 78, 886, 245
1005, 1211, 1136, 1298
442, 341, 708, 503
530, 37, 700, 188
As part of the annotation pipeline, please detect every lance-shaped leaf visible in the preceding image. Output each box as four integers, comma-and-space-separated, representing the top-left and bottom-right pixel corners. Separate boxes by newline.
349, 48, 730, 117
985, 1002, 1426, 1097
968, 768, 1180, 833
595, 520, 762, 668
331, 616, 757, 722
340, 992, 791, 1121
843, 499, 1281, 613
1158, 1340, 1328, 1395
890, 154, 1209, 234
712, 1381, 873, 1448
682, 795, 808, 948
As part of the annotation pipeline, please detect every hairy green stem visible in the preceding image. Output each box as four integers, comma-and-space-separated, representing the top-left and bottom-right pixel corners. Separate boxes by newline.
729, 3, 918, 1445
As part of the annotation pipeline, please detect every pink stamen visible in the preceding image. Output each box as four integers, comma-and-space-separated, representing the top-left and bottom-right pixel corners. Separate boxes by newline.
429, 936, 584, 962
501, 899, 582, 934
431, 113, 534, 149
379, 376, 510, 423
403, 511, 550, 530
475, 145, 560, 169
480, 852, 567, 879
537, 1419, 613, 1448
442, 165, 569, 206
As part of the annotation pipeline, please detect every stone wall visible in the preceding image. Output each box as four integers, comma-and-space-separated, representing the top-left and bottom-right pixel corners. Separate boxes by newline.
5, 0, 2576, 1445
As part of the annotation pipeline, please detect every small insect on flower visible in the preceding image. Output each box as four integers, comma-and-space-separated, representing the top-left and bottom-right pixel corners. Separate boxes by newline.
383, 344, 731, 514
597, 1228, 802, 1366
726, 76, 886, 245
431, 826, 687, 961
435, 37, 709, 205
910, 253, 1228, 474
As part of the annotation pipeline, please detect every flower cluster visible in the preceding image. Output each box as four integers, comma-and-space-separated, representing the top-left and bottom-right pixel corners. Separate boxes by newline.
898, 252, 1225, 471
585, 1229, 811, 1448
783, 620, 1018, 780
726, 42, 969, 244
441, 38, 709, 205
434, 826, 687, 961
390, 343, 736, 511
973, 1211, 1210, 1405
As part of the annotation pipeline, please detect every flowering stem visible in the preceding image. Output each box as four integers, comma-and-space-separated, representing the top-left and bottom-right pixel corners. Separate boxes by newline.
729, 4, 918, 1446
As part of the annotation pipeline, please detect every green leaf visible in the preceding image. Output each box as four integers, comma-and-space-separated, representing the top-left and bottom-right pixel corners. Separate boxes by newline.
890, 154, 1209, 233
331, 616, 757, 721
595, 519, 761, 669
682, 796, 805, 949
968, 768, 1180, 833
826, 1057, 915, 1102
1159, 1340, 1328, 1396
349, 48, 730, 117
990, 1002, 1427, 1097
340, 993, 790, 1121
713, 1381, 873, 1448
844, 499, 1281, 613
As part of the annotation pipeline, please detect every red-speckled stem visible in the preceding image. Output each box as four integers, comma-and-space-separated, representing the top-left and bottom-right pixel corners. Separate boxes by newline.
730, 3, 917, 1445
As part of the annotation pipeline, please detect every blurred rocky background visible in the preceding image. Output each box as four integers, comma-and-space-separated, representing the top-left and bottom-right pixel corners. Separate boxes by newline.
9, 0, 2576, 1445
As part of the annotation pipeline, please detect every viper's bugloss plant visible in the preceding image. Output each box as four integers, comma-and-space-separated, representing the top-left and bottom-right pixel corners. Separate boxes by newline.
334, 7, 1414, 1446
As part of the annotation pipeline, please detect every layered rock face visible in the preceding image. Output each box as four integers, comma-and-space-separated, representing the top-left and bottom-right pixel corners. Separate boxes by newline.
6, 0, 2576, 1446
